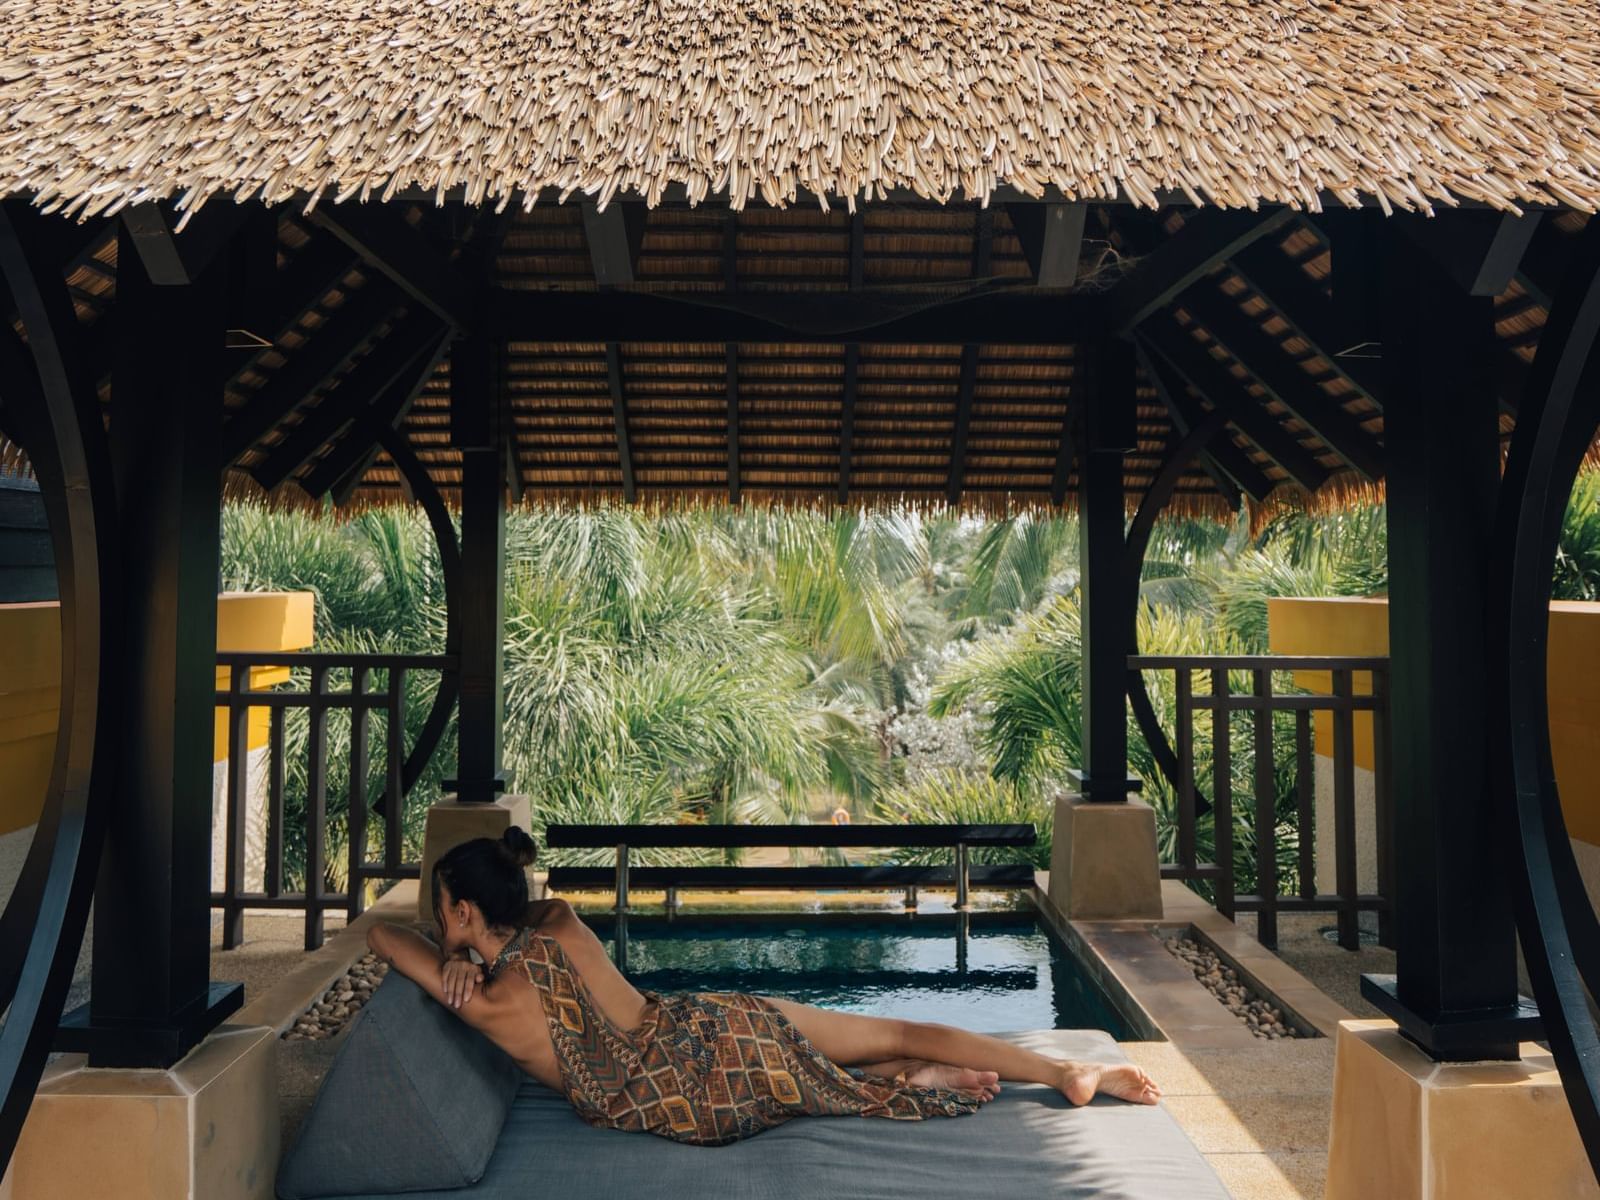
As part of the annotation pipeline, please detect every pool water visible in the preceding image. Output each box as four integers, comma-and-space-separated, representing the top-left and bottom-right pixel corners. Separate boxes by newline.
583, 910, 1133, 1039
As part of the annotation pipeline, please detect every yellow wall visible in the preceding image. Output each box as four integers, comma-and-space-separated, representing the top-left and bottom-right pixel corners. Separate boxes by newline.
0, 592, 314, 836
1267, 596, 1600, 846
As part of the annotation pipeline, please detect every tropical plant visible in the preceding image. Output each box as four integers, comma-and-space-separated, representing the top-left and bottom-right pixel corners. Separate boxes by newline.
871, 769, 1053, 870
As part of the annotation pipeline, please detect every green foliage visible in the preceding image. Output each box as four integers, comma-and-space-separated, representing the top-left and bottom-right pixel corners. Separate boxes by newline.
872, 770, 1053, 870
1556, 470, 1600, 600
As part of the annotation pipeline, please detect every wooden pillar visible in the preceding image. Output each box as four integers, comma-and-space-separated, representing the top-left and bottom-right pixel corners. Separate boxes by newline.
445, 333, 507, 803
1362, 223, 1535, 1059
69, 222, 241, 1065
1073, 337, 1140, 801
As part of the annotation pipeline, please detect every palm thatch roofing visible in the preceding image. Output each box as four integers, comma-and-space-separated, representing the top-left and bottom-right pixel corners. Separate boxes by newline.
0, 3, 1596, 518
4, 0, 1600, 219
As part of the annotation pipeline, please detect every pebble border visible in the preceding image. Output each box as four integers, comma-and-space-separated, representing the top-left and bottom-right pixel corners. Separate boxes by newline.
281, 952, 389, 1041
1164, 936, 1305, 1040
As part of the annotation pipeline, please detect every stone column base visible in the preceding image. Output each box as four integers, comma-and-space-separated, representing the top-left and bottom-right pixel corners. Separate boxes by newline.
1325, 1018, 1600, 1200
416, 794, 534, 923
1046, 793, 1162, 920
2, 1024, 277, 1200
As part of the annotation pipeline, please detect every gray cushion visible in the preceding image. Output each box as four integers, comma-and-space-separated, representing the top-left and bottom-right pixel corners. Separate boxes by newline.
276, 969, 522, 1198
300, 1030, 1229, 1200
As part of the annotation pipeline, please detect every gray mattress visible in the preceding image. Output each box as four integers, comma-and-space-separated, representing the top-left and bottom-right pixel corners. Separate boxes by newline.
307, 1030, 1228, 1200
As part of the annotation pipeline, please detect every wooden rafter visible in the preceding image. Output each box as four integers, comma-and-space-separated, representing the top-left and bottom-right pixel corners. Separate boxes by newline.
119, 201, 248, 287
726, 346, 740, 505
299, 324, 452, 498
1175, 285, 1384, 480
837, 345, 859, 506
221, 282, 400, 464
1141, 317, 1330, 492
725, 213, 740, 503
945, 212, 993, 505
308, 205, 472, 328
251, 309, 442, 491
606, 343, 635, 503
1006, 203, 1086, 287
1398, 210, 1543, 298
581, 201, 647, 287
1107, 207, 1297, 334
1049, 350, 1076, 506
1136, 341, 1263, 505
487, 286, 1104, 344
1225, 237, 1383, 405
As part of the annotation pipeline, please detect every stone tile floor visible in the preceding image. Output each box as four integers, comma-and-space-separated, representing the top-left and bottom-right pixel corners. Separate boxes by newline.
1124, 1039, 1335, 1200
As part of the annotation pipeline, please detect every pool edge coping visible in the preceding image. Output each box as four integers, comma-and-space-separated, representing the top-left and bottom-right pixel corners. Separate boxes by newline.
1029, 873, 1353, 1050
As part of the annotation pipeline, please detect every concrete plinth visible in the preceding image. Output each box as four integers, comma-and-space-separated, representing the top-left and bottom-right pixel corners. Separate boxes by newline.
416, 794, 534, 922
1, 1024, 278, 1200
1046, 792, 1163, 920
1325, 1018, 1600, 1200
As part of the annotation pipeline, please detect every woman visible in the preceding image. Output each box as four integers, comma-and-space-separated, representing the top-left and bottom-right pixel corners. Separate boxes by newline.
367, 826, 1160, 1147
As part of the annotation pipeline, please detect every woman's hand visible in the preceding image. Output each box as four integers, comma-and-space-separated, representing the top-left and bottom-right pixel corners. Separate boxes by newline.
441, 954, 484, 1009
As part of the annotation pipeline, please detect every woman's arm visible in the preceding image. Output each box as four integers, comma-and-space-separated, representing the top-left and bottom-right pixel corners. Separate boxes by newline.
367, 922, 496, 1022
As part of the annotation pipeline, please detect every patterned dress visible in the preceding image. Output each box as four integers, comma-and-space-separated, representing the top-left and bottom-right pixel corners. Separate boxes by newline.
487, 925, 982, 1146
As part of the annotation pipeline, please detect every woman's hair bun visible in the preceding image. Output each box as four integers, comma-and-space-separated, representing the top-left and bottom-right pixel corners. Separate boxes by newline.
500, 824, 537, 868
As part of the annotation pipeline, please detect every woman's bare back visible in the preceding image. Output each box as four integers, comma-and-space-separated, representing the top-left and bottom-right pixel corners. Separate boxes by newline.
471, 900, 651, 1089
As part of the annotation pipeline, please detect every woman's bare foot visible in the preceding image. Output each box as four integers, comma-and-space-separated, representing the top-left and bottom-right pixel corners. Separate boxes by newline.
901, 1061, 1001, 1101
1058, 1061, 1161, 1106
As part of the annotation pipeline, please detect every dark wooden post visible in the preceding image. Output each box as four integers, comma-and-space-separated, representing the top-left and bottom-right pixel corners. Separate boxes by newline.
1073, 336, 1140, 801
1362, 220, 1537, 1059
444, 333, 508, 803
71, 222, 242, 1065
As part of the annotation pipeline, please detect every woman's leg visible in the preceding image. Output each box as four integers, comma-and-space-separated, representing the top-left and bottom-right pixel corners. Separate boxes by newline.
763, 997, 1160, 1105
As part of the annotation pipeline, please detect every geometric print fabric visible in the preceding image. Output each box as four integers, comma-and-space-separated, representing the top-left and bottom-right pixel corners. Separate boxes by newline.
490, 926, 981, 1146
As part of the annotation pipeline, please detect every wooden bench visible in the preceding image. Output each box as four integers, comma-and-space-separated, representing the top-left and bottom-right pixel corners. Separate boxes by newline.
542, 823, 1037, 912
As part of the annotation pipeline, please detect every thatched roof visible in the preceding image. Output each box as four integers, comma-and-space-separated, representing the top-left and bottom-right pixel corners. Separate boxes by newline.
3, 0, 1600, 220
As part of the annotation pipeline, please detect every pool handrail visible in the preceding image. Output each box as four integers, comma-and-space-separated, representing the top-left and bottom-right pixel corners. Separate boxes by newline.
543, 823, 1038, 913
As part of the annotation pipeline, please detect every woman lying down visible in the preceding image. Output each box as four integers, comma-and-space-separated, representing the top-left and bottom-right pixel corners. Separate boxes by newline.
366, 826, 1160, 1147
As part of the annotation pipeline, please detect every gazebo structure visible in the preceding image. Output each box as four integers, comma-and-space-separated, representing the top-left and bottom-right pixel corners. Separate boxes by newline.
1, 2, 1599, 1196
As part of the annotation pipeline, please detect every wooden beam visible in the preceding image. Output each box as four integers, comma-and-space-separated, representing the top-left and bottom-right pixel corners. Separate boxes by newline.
251, 310, 442, 491
1397, 210, 1543, 298
946, 345, 981, 506
503, 434, 524, 507
837, 344, 858, 505
849, 212, 865, 289
1006, 203, 1086, 287
581, 201, 647, 287
120, 201, 248, 287
1312, 210, 1385, 355
1177, 285, 1384, 480
726, 346, 741, 505
606, 343, 635, 502
307, 205, 473, 328
301, 326, 452, 499
1226, 237, 1383, 404
1135, 340, 1262, 505
973, 208, 994, 279
1295, 215, 1521, 414
220, 282, 400, 464
487, 286, 1104, 344
1107, 207, 1297, 334
1141, 317, 1330, 492
1049, 363, 1076, 506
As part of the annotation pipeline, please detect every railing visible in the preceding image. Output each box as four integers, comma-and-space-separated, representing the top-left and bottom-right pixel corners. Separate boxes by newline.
544, 823, 1038, 972
213, 651, 457, 950
1127, 655, 1393, 951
